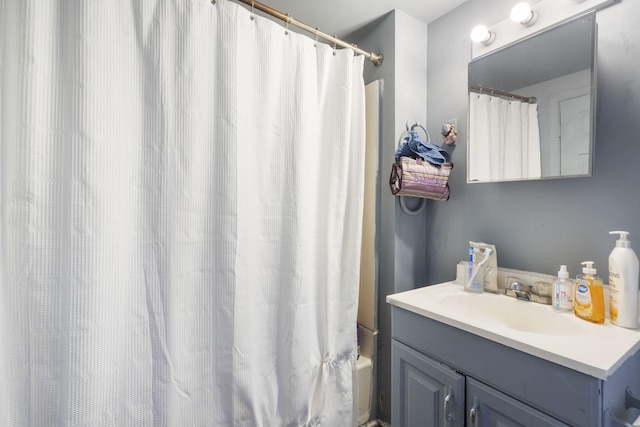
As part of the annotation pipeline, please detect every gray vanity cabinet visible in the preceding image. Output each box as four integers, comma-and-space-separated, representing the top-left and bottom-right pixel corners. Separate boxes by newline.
392, 338, 567, 427
390, 305, 640, 427
392, 340, 465, 426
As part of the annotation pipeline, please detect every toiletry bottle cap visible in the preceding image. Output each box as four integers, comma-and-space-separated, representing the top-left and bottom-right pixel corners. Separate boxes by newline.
581, 261, 596, 275
610, 230, 631, 248
558, 265, 569, 279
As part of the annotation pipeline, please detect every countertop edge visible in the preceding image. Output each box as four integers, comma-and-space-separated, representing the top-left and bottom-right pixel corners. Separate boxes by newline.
387, 282, 640, 380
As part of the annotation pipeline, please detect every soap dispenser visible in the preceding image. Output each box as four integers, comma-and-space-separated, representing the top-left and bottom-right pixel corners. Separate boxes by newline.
552, 265, 575, 313
574, 261, 605, 324
608, 231, 639, 329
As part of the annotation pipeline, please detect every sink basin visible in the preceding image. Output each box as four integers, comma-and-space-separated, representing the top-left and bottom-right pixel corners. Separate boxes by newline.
437, 291, 591, 336
387, 281, 640, 379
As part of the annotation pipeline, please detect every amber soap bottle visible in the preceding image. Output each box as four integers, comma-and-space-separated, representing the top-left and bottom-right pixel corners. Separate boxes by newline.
574, 261, 605, 324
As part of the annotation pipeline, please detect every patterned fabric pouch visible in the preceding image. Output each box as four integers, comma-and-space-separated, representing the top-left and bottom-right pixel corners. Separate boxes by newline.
389, 123, 453, 200
389, 156, 452, 200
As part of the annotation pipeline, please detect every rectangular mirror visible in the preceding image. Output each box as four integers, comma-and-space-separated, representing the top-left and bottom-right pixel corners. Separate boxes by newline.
467, 12, 597, 183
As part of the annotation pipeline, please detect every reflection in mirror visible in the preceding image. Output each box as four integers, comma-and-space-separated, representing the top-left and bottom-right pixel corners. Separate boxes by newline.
467, 13, 596, 183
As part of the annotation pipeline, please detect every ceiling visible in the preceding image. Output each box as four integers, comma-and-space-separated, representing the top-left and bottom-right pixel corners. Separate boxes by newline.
250, 0, 469, 38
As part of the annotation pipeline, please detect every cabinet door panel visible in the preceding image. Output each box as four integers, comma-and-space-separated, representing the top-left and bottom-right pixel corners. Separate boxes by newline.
392, 340, 465, 427
466, 378, 569, 427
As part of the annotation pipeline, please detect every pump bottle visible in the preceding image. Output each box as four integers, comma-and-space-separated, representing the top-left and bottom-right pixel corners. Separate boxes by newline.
574, 261, 605, 324
608, 231, 639, 329
552, 265, 575, 313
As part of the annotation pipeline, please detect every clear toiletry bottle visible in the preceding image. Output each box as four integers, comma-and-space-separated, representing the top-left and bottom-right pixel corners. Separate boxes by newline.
574, 261, 605, 324
465, 265, 484, 293
465, 247, 492, 293
552, 265, 575, 313
608, 231, 639, 329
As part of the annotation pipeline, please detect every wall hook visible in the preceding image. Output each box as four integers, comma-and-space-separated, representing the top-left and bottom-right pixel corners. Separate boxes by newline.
400, 197, 426, 216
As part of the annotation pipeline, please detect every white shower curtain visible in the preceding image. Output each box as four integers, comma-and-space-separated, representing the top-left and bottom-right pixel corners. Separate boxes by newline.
469, 93, 541, 182
0, 0, 366, 425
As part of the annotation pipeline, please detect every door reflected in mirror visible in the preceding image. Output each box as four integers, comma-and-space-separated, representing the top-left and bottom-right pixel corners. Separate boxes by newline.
467, 13, 596, 183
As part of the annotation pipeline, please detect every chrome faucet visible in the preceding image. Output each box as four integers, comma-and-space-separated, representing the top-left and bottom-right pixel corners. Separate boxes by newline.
504, 277, 552, 305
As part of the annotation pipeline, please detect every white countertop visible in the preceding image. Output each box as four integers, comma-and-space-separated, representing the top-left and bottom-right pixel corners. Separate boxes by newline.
387, 281, 640, 380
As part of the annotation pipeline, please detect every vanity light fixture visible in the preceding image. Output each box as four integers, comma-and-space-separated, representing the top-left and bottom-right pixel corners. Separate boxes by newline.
510, 2, 538, 26
470, 25, 496, 46
471, 0, 618, 59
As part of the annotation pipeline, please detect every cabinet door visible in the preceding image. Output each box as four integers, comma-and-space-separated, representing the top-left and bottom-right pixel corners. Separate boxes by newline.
466, 378, 569, 427
392, 340, 465, 427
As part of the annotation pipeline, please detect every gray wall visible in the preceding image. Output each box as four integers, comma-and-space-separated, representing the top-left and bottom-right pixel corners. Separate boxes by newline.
357, 0, 640, 423
355, 10, 430, 421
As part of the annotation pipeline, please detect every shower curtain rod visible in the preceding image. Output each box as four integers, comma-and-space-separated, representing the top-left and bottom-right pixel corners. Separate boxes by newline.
215, 0, 383, 66
469, 84, 537, 103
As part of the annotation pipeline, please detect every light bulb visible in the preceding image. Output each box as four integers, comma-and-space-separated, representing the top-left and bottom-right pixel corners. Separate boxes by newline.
510, 2, 538, 26
470, 25, 495, 45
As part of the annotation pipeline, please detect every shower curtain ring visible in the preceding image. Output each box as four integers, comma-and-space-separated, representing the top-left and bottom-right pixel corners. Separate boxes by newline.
284, 13, 289, 35
333, 36, 337, 55
314, 27, 319, 47
250, 0, 255, 20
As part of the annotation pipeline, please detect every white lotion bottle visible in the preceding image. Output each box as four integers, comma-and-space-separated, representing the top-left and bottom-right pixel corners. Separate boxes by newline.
552, 265, 575, 312
608, 231, 639, 329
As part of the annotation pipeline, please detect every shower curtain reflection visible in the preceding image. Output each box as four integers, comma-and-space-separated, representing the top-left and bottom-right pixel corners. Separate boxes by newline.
0, 0, 366, 425
469, 93, 541, 182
